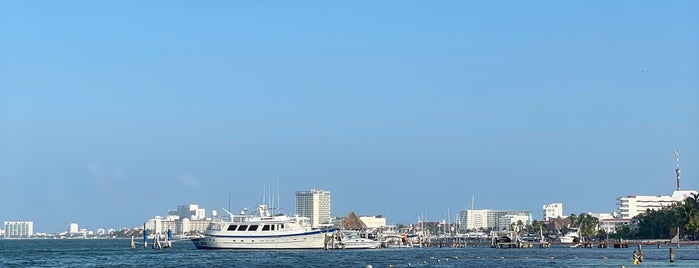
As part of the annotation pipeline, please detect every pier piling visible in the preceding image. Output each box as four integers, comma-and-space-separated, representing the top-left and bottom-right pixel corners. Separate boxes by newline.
670, 248, 675, 262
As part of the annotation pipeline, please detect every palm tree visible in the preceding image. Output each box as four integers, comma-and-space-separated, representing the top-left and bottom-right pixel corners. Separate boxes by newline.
567, 213, 599, 241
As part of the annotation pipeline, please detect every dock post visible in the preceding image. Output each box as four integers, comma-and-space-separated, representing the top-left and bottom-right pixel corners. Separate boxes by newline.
130, 235, 136, 249
153, 233, 162, 250
670, 248, 675, 262
143, 229, 148, 248
166, 229, 172, 248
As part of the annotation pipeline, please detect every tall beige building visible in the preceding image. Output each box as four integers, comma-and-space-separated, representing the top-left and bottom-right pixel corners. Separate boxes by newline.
295, 189, 331, 228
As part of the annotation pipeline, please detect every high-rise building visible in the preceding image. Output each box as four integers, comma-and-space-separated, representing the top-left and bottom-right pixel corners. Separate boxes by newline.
177, 204, 206, 220
543, 203, 564, 221
460, 209, 490, 231
3, 221, 33, 238
68, 223, 79, 234
459, 210, 531, 231
295, 189, 331, 228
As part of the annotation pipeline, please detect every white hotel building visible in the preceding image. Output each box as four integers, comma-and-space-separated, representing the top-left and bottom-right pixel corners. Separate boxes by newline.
543, 203, 564, 221
618, 190, 697, 219
144, 204, 211, 235
459, 209, 531, 231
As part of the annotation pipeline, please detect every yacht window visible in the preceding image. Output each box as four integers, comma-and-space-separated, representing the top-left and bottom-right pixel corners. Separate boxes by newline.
261, 225, 270, 231
238, 225, 248, 231
280, 224, 284, 229
247, 225, 259, 231
227, 225, 238, 231
271, 225, 276, 231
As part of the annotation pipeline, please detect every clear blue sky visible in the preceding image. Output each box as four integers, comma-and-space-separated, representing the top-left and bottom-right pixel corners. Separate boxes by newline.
1, 1, 697, 233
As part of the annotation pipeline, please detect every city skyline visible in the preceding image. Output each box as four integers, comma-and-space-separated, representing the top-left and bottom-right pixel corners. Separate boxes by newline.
2, 1, 698, 232
2, 181, 693, 234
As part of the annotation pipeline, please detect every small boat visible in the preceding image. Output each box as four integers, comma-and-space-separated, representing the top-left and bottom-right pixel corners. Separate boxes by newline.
337, 231, 381, 249
382, 234, 413, 248
559, 228, 579, 243
192, 204, 335, 249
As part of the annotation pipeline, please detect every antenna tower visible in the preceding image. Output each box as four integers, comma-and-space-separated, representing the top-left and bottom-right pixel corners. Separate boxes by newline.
675, 149, 681, 191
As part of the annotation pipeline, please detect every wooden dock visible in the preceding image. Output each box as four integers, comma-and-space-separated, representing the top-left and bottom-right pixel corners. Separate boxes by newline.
416, 240, 699, 249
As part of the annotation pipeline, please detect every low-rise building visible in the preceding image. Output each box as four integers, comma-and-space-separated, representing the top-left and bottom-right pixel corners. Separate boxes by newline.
618, 190, 697, 219
599, 218, 632, 234
359, 216, 387, 229
499, 215, 530, 231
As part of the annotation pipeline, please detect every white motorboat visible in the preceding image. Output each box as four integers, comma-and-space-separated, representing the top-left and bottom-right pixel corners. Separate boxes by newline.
192, 204, 335, 249
337, 231, 381, 249
559, 228, 579, 243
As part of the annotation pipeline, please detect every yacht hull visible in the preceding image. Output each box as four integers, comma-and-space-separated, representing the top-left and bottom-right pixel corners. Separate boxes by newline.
192, 229, 334, 249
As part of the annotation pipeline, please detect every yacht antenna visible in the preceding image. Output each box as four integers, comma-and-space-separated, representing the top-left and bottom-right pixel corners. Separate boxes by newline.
220, 207, 236, 219
276, 176, 280, 213
675, 149, 681, 191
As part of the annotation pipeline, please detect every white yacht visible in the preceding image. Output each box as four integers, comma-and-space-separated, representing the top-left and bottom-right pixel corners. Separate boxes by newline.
337, 231, 381, 249
192, 204, 335, 249
559, 228, 580, 243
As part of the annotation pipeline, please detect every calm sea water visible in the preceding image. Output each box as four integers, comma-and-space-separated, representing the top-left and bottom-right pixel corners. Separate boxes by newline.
1, 239, 698, 267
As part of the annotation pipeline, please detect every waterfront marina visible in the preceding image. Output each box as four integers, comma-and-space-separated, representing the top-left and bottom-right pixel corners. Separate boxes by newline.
2, 239, 699, 267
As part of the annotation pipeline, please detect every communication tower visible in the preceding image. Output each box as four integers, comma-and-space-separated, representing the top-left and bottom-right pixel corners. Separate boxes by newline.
675, 149, 681, 191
